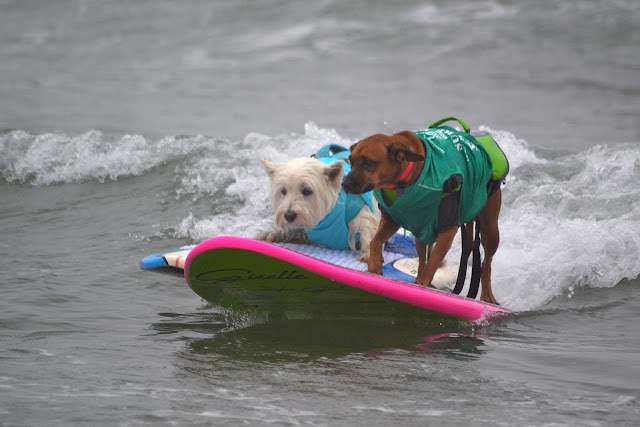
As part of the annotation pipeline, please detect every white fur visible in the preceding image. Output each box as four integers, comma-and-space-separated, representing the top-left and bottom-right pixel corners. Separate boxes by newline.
255, 157, 380, 262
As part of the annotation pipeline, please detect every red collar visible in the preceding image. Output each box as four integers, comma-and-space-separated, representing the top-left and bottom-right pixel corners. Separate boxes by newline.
384, 162, 414, 190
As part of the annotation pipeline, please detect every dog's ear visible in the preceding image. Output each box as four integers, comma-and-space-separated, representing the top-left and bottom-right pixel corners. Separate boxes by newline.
261, 158, 279, 179
387, 142, 425, 163
349, 142, 358, 152
324, 160, 344, 185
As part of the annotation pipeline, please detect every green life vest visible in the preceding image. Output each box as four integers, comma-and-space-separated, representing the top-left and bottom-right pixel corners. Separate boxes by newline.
373, 126, 493, 245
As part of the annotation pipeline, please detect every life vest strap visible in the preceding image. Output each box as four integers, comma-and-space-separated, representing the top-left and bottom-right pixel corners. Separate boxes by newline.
452, 223, 482, 299
467, 224, 482, 299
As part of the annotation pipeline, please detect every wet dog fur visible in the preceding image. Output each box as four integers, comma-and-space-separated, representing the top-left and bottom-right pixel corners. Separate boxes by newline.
342, 131, 502, 304
255, 157, 380, 262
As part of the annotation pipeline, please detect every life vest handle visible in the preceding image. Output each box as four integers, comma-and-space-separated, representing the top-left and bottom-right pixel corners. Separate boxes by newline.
429, 117, 471, 133
313, 144, 350, 160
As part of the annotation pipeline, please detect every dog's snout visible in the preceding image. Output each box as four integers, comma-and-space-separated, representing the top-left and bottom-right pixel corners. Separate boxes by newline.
284, 210, 297, 223
342, 176, 356, 194
343, 176, 372, 195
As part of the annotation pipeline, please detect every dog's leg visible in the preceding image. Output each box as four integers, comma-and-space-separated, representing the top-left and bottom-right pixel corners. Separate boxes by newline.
415, 240, 427, 278
346, 205, 381, 263
254, 228, 309, 244
368, 217, 400, 275
414, 226, 457, 288
476, 188, 502, 305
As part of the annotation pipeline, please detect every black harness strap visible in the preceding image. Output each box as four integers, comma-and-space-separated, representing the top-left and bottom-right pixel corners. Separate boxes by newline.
452, 223, 482, 298
453, 224, 469, 295
467, 224, 482, 299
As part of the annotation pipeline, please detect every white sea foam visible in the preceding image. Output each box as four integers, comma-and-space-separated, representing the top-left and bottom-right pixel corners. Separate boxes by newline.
491, 135, 640, 311
405, 1, 518, 26
0, 129, 212, 185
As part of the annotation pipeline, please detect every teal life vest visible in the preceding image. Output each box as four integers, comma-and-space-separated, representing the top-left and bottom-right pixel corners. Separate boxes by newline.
306, 157, 376, 250
373, 126, 493, 245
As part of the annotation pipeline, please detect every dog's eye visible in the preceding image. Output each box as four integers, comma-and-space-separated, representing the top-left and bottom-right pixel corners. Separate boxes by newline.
364, 159, 377, 170
302, 188, 313, 197
281, 188, 287, 195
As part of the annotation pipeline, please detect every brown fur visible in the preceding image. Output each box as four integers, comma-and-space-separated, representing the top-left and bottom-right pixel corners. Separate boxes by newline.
342, 132, 501, 305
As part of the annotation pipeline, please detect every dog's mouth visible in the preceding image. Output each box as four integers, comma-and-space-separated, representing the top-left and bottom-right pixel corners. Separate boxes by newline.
342, 180, 374, 195
276, 209, 314, 230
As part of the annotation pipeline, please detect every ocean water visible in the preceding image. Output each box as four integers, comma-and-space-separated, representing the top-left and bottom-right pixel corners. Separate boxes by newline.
1, 0, 639, 425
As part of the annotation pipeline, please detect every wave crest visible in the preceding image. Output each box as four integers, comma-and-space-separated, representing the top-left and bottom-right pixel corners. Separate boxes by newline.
0, 129, 213, 185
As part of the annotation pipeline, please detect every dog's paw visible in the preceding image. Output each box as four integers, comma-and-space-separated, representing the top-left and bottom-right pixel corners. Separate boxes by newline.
357, 246, 371, 263
357, 253, 369, 263
367, 257, 383, 275
414, 277, 429, 287
254, 231, 275, 242
480, 292, 500, 306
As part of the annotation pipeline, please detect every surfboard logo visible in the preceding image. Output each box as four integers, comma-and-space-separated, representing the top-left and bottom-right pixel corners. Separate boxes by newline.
195, 268, 308, 285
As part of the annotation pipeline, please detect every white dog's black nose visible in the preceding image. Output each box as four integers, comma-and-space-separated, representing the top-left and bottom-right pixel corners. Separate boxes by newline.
284, 211, 297, 223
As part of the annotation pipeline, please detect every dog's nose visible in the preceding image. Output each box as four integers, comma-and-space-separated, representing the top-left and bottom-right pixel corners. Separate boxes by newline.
342, 178, 354, 194
284, 211, 297, 223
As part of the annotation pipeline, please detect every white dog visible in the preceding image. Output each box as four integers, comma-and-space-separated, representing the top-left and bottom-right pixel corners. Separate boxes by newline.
255, 157, 380, 262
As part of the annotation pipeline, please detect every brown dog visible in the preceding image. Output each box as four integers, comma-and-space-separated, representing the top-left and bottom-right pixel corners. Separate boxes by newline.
342, 125, 506, 305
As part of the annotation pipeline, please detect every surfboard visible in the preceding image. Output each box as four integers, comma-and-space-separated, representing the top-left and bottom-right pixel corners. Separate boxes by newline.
141, 233, 510, 322
140, 234, 460, 291
141, 246, 194, 270
140, 233, 455, 289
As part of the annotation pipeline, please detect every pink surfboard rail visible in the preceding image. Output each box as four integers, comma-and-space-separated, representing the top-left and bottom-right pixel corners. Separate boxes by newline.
184, 236, 511, 322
